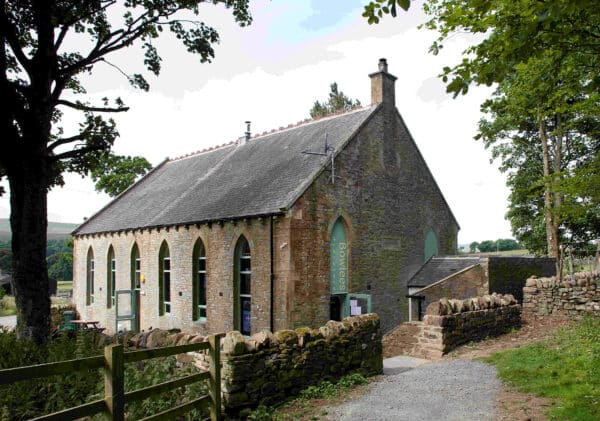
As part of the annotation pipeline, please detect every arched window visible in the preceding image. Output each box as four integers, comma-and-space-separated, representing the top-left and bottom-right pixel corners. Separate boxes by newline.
234, 236, 251, 335
131, 243, 141, 290
424, 228, 438, 262
193, 239, 207, 322
107, 246, 116, 309
159, 242, 171, 315
86, 247, 94, 305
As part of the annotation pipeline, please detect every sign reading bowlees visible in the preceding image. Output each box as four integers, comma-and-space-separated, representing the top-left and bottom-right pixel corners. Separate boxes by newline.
330, 221, 348, 294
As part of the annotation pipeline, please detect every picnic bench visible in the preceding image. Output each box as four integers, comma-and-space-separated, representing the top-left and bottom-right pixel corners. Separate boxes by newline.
70, 320, 106, 333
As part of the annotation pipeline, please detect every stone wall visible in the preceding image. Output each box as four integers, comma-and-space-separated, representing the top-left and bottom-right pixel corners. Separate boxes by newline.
129, 314, 382, 416
218, 314, 382, 416
522, 271, 600, 316
383, 294, 520, 359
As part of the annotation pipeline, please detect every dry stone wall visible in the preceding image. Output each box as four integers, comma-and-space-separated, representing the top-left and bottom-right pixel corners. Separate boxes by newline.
219, 313, 382, 416
383, 294, 520, 359
522, 271, 600, 316
128, 314, 382, 417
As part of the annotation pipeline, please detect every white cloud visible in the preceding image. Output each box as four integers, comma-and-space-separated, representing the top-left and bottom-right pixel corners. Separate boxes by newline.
0, 1, 512, 243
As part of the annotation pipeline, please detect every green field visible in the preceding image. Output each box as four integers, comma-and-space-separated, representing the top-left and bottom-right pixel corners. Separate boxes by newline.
0, 218, 78, 240
57, 281, 73, 291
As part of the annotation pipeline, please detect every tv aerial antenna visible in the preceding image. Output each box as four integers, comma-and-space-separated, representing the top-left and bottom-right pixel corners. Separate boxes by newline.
302, 133, 336, 184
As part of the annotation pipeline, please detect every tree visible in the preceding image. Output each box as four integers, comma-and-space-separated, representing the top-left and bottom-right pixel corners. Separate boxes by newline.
1, 1, 251, 343
363, 1, 600, 94
47, 252, 73, 283
469, 241, 478, 253
477, 240, 496, 253
90, 154, 152, 197
495, 239, 520, 251
310, 82, 361, 119
478, 51, 600, 259
363, 0, 600, 271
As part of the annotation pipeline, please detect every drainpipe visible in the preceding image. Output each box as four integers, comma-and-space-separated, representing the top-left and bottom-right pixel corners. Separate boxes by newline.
270, 216, 275, 332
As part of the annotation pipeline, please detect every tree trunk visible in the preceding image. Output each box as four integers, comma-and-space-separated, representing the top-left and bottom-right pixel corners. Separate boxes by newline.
538, 112, 561, 275
9, 164, 51, 344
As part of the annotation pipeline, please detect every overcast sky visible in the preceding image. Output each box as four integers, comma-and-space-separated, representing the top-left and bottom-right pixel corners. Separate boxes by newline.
0, 0, 513, 244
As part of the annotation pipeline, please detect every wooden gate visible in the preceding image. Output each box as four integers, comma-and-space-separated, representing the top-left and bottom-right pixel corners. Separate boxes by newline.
0, 334, 224, 420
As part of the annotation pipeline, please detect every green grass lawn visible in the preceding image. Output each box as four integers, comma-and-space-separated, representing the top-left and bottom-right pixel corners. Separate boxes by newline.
485, 317, 600, 420
0, 295, 16, 317
57, 280, 73, 291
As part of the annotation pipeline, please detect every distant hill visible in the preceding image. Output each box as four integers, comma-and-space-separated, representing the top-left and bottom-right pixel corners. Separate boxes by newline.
0, 219, 78, 240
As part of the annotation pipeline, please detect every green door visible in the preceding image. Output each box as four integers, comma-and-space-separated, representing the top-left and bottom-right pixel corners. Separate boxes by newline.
115, 289, 139, 333
330, 219, 348, 294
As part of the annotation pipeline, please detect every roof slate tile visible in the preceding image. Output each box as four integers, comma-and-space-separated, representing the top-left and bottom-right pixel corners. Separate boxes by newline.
74, 107, 376, 235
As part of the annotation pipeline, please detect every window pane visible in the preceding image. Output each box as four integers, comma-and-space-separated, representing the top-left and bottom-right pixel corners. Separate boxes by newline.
164, 258, 170, 271
198, 257, 206, 272
241, 297, 251, 335
135, 259, 140, 271
240, 257, 251, 272
240, 273, 251, 295
198, 273, 206, 305
165, 303, 171, 313
164, 272, 171, 302
199, 307, 207, 318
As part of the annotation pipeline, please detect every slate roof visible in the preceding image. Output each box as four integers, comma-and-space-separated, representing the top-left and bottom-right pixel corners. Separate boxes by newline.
408, 256, 482, 289
74, 107, 376, 235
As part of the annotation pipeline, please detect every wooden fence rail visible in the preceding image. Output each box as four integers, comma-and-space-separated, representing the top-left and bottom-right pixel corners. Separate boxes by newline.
0, 333, 224, 421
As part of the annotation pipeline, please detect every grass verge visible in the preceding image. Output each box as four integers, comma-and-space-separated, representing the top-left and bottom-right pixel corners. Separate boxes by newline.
484, 316, 600, 420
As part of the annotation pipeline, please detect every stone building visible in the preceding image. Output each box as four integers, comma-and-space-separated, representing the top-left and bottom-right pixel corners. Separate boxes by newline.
72, 59, 459, 335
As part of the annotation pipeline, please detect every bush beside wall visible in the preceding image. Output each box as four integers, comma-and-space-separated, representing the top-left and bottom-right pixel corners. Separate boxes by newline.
522, 271, 600, 316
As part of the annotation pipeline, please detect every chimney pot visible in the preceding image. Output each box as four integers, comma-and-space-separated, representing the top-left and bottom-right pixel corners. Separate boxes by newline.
378, 58, 388, 72
369, 58, 397, 106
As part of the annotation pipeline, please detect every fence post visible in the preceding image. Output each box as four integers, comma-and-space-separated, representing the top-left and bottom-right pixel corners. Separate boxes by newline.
208, 334, 222, 421
104, 344, 124, 421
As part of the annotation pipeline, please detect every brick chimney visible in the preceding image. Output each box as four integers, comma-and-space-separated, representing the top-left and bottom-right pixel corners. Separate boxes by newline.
369, 58, 397, 106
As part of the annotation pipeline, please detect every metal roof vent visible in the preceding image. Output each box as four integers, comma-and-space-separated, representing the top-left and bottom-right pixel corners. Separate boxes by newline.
237, 121, 251, 146
244, 121, 251, 142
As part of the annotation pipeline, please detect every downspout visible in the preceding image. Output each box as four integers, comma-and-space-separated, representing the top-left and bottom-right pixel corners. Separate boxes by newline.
270, 216, 275, 332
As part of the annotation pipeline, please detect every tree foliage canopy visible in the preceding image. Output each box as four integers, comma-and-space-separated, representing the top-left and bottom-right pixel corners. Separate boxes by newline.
1, 0, 251, 343
310, 82, 361, 119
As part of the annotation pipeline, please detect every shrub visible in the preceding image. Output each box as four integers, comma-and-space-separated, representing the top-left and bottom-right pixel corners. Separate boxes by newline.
0, 331, 209, 420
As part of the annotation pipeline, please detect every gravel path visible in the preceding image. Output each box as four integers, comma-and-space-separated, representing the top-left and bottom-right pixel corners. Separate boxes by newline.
327, 359, 500, 421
